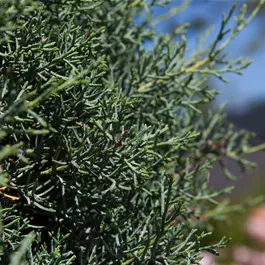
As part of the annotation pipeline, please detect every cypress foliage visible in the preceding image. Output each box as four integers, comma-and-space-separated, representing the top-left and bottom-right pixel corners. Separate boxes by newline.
0, 0, 265, 264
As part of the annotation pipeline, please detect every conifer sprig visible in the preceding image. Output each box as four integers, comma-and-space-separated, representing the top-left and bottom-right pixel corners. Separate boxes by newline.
0, 0, 265, 264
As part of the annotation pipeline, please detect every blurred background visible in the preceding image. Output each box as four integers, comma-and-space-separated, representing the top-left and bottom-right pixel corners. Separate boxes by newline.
143, 1, 265, 264
146, 0, 265, 191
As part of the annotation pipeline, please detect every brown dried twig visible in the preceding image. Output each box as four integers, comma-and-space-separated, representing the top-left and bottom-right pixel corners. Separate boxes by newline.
0, 186, 20, 201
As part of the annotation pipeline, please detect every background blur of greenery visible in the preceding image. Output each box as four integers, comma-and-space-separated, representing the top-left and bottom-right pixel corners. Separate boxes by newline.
150, 0, 265, 114
151, 0, 265, 263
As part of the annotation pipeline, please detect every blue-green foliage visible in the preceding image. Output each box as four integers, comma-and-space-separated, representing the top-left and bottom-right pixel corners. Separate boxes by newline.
0, 0, 264, 264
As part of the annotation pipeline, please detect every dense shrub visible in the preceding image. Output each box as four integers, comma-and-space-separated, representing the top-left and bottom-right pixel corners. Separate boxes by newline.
0, 0, 264, 264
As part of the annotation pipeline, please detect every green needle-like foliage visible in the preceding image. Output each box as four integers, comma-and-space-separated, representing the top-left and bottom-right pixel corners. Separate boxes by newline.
0, 0, 264, 264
